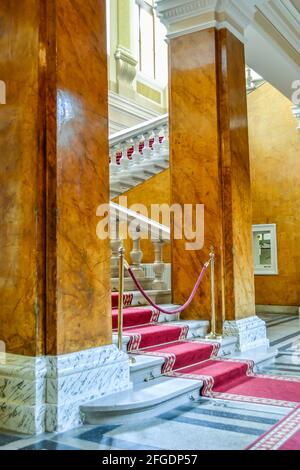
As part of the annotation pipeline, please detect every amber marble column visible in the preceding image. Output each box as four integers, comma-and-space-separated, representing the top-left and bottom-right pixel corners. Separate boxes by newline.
0, 0, 112, 356
169, 28, 255, 331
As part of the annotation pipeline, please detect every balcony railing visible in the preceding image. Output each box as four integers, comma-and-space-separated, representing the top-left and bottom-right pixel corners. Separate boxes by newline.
109, 114, 169, 197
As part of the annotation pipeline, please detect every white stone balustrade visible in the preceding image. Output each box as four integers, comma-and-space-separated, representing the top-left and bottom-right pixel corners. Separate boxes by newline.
109, 114, 169, 198
110, 202, 170, 292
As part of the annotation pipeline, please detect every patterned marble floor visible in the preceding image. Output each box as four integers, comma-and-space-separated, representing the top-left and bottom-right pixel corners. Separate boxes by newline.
0, 313, 299, 451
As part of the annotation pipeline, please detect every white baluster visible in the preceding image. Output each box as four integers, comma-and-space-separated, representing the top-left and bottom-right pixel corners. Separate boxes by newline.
161, 124, 169, 156
119, 142, 129, 173
128, 138, 140, 167
130, 232, 145, 278
152, 128, 162, 159
152, 240, 167, 290
141, 131, 153, 161
110, 145, 120, 176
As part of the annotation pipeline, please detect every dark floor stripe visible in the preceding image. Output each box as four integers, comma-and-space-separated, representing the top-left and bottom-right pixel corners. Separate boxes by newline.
18, 440, 78, 451
174, 405, 278, 425
266, 318, 299, 329
0, 433, 23, 447
271, 332, 300, 347
77, 428, 161, 451
160, 413, 265, 436
263, 366, 300, 374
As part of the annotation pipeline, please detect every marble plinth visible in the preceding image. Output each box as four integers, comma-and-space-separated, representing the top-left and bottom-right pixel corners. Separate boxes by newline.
0, 345, 130, 435
223, 316, 269, 352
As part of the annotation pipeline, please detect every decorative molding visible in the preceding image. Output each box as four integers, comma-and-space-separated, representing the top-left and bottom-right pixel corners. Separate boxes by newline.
292, 105, 300, 130
0, 345, 131, 435
115, 45, 138, 87
155, 0, 263, 42
109, 91, 162, 134
223, 316, 269, 352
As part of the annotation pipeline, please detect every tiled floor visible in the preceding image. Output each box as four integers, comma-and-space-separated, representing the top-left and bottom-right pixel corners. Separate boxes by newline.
0, 313, 299, 451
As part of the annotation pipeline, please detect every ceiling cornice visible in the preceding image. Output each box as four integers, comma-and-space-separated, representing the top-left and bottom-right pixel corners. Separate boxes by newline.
257, 0, 300, 54
155, 0, 264, 42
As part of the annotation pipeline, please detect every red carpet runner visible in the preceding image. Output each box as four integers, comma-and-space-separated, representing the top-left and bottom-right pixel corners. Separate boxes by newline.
112, 295, 300, 411
168, 358, 300, 408
247, 406, 300, 450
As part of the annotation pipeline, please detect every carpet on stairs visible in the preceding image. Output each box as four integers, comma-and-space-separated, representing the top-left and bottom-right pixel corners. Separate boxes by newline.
247, 405, 300, 450
131, 340, 220, 373
168, 357, 300, 408
111, 292, 134, 309
124, 323, 189, 351
112, 306, 159, 329
111, 294, 300, 418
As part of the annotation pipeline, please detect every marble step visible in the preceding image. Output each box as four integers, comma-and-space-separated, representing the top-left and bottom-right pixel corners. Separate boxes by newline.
232, 345, 278, 371
113, 289, 172, 308
129, 336, 238, 385
112, 319, 210, 352
81, 376, 201, 425
111, 276, 154, 292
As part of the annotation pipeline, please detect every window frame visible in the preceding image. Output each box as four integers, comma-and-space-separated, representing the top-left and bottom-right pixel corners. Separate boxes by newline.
136, 0, 156, 80
252, 224, 279, 276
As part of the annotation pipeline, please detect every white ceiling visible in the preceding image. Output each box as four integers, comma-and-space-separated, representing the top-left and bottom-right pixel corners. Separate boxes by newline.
245, 0, 300, 99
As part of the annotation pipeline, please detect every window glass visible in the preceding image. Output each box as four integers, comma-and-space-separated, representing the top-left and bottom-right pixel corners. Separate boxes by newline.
140, 7, 155, 79
252, 225, 278, 275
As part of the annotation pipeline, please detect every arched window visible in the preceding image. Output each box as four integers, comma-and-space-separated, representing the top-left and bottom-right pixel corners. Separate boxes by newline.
0, 80, 5, 104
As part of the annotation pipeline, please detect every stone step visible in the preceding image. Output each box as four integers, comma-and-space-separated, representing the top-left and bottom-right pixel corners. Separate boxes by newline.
111, 276, 154, 292
111, 289, 172, 308
81, 376, 201, 425
129, 335, 237, 385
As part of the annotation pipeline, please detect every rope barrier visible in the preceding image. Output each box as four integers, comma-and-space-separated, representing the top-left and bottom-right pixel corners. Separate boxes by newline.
125, 257, 211, 315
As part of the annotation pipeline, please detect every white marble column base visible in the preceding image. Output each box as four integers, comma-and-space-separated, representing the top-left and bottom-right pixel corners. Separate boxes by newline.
223, 316, 269, 352
0, 345, 131, 435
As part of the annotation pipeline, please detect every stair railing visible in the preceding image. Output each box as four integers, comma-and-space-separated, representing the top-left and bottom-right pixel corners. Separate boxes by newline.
110, 201, 170, 291
109, 114, 169, 195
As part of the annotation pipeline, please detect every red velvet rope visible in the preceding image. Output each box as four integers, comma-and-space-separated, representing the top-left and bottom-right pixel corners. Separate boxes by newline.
126, 259, 211, 315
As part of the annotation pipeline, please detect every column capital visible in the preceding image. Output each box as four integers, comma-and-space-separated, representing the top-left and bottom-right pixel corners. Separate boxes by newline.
155, 0, 264, 42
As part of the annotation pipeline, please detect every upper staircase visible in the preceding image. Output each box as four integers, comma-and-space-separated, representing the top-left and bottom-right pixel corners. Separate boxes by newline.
109, 114, 169, 199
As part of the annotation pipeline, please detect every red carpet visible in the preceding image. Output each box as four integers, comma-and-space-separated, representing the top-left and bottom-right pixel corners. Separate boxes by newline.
111, 292, 133, 308
112, 307, 159, 329
168, 358, 300, 407
124, 323, 189, 351
247, 406, 300, 450
132, 340, 220, 373
111, 293, 300, 415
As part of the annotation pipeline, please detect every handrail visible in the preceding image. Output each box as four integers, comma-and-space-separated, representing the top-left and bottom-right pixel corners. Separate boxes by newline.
110, 201, 170, 242
109, 113, 168, 147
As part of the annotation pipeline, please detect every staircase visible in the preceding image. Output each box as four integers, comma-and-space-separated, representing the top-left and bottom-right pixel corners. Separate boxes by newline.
109, 114, 169, 198
109, 66, 264, 199
81, 203, 240, 424
81, 114, 276, 425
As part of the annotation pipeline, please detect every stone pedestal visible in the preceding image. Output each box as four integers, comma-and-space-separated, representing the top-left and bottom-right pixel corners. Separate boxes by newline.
0, 345, 130, 435
223, 316, 269, 352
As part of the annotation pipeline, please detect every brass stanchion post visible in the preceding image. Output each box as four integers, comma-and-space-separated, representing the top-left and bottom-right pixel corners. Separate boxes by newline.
118, 243, 136, 365
206, 246, 222, 340
117, 244, 125, 352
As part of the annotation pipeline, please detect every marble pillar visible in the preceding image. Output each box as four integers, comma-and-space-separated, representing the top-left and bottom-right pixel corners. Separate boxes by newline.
0, 0, 130, 434
156, 0, 268, 349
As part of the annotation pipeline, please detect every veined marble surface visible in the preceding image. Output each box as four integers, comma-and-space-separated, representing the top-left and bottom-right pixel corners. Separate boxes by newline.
223, 316, 269, 352
0, 345, 131, 435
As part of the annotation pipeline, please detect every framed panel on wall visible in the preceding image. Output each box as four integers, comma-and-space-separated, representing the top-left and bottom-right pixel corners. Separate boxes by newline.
252, 224, 278, 275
